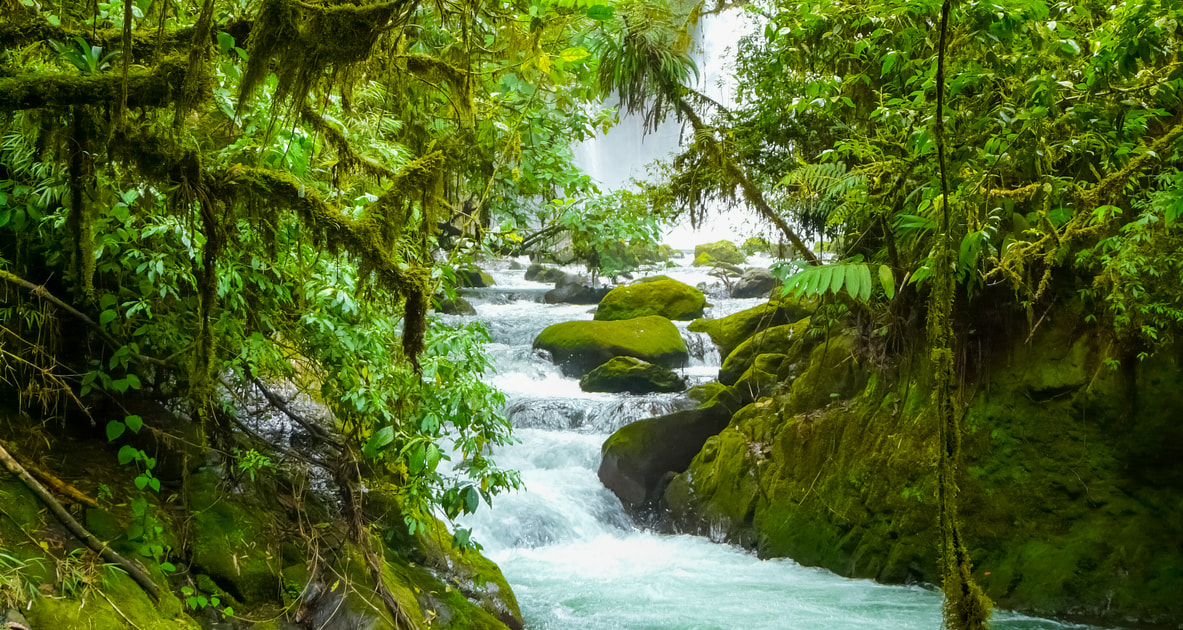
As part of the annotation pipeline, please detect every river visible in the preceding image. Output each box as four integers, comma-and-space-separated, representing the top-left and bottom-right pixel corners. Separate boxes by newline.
445, 256, 1100, 630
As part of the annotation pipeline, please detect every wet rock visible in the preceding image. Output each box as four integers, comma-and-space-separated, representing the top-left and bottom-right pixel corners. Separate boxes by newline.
594, 276, 706, 321
533, 315, 688, 376
436, 294, 477, 315
730, 267, 778, 299
598, 403, 734, 511
580, 356, 686, 394
456, 267, 495, 288
544, 282, 610, 305
524, 263, 567, 284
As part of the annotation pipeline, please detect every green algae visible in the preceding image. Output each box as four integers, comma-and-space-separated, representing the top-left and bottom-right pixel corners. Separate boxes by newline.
594, 276, 706, 322
664, 319, 1183, 626
689, 298, 812, 360
533, 315, 689, 376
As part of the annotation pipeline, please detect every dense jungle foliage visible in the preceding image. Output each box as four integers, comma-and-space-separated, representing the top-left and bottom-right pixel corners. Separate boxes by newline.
1, 0, 1181, 625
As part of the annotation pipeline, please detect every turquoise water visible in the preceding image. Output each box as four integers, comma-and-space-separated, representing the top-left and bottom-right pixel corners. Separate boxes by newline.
452, 262, 1101, 630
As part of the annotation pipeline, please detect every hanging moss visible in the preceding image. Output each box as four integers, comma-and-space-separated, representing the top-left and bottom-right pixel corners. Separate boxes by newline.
239, 0, 403, 111
66, 108, 97, 297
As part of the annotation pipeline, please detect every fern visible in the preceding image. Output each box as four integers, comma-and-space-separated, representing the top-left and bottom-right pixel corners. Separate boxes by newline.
781, 261, 896, 302
778, 161, 867, 238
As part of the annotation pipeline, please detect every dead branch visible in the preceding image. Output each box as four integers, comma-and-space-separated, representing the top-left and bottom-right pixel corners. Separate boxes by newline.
0, 441, 162, 601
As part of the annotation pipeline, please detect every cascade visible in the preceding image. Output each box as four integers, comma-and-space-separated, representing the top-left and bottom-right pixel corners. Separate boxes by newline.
443, 259, 1098, 629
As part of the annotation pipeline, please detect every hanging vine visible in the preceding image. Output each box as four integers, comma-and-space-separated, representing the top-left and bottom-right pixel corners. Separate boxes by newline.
930, 1, 992, 628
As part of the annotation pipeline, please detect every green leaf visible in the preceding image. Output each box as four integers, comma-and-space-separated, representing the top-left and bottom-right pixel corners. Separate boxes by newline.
815, 265, 834, 297
118, 444, 137, 465
134, 475, 149, 490
878, 265, 895, 299
106, 420, 126, 441
585, 4, 613, 20
362, 426, 394, 459
125, 414, 143, 433
844, 265, 861, 299
463, 486, 480, 513
856, 264, 872, 301
407, 442, 427, 474
99, 309, 117, 326
828, 265, 845, 295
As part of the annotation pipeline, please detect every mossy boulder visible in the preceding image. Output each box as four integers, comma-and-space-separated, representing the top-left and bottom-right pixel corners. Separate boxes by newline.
524, 263, 567, 284
188, 467, 280, 605
456, 267, 495, 288
593, 276, 706, 321
580, 356, 686, 394
664, 317, 1183, 627
733, 353, 792, 401
598, 402, 734, 511
742, 236, 772, 256
533, 315, 688, 376
364, 484, 523, 629
436, 294, 477, 315
692, 240, 745, 266
718, 317, 812, 385
689, 298, 812, 359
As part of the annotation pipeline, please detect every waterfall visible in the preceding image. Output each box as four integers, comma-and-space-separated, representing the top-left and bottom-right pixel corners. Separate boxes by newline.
571, 12, 766, 249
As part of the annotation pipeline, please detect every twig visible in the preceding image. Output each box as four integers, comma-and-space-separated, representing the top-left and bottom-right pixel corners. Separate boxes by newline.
0, 441, 161, 601
8, 448, 100, 508
249, 376, 343, 451
0, 270, 168, 367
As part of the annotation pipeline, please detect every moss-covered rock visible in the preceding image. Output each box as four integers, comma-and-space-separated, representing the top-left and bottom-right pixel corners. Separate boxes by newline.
742, 236, 772, 256
187, 467, 280, 605
664, 318, 1183, 627
594, 276, 706, 321
363, 484, 523, 629
692, 240, 745, 266
598, 402, 735, 511
580, 356, 686, 394
533, 315, 688, 376
436, 294, 477, 315
456, 267, 495, 288
718, 317, 813, 385
524, 263, 567, 284
689, 299, 812, 359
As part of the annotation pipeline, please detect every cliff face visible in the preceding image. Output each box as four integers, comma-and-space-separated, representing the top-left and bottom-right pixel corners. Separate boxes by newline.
661, 310, 1183, 627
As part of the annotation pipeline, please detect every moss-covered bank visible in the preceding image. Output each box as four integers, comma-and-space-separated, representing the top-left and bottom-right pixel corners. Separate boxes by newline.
662, 315, 1183, 627
0, 409, 521, 630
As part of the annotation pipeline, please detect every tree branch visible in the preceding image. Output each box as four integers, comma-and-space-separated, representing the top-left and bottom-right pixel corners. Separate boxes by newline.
0, 58, 198, 111
0, 441, 162, 601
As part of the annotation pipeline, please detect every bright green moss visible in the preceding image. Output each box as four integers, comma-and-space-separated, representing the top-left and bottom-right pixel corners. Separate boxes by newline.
594, 276, 706, 321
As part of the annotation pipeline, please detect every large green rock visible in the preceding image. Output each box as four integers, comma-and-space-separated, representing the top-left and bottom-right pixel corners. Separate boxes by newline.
663, 318, 1183, 627
188, 467, 281, 605
580, 356, 686, 394
594, 276, 706, 321
692, 240, 745, 266
456, 267, 495, 288
718, 317, 812, 385
689, 299, 812, 359
598, 402, 734, 511
533, 315, 689, 376
524, 263, 567, 284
